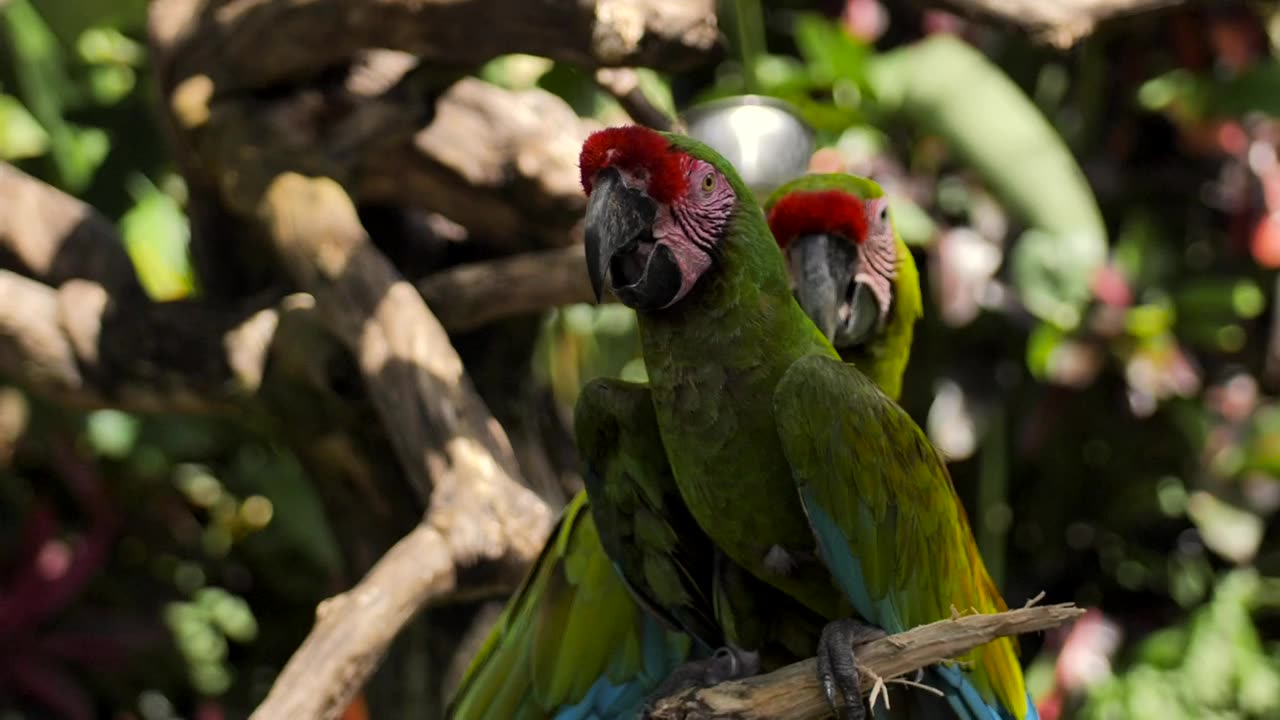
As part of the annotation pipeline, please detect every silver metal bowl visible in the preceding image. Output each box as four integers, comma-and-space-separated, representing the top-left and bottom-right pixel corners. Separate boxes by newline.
680, 95, 815, 199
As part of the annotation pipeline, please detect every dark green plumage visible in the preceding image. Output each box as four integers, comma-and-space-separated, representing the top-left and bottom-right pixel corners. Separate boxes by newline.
574, 377, 721, 650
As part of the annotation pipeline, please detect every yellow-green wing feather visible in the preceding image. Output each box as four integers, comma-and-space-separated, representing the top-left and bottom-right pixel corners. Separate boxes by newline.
448, 492, 688, 719
773, 354, 1026, 720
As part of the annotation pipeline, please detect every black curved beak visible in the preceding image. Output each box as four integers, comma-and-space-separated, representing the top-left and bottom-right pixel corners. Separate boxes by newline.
787, 233, 880, 348
584, 166, 658, 303
789, 234, 840, 342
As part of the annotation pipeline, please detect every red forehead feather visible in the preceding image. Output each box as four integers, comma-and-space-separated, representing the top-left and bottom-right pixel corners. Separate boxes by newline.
579, 126, 689, 204
767, 190, 869, 248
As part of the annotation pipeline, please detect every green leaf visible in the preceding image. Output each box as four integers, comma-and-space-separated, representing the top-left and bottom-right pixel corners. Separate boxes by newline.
1174, 279, 1267, 323
888, 195, 937, 247
85, 408, 140, 458
869, 36, 1107, 330
632, 68, 676, 118
75, 26, 144, 66
1243, 406, 1280, 476
536, 63, 622, 123
1013, 228, 1106, 330
0, 93, 49, 159
1185, 492, 1264, 565
721, 0, 767, 93
1, 0, 110, 190
197, 587, 259, 644
792, 13, 871, 91
1140, 60, 1280, 119
20, 0, 149, 43
1025, 322, 1064, 379
229, 447, 344, 581
1125, 300, 1176, 340
1134, 626, 1189, 670
477, 54, 554, 91
119, 174, 197, 301
1113, 209, 1172, 291
87, 64, 136, 105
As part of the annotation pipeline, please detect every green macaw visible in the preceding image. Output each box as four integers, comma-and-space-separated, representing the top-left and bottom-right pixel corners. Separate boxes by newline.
764, 173, 920, 401
448, 172, 928, 720
577, 125, 1035, 720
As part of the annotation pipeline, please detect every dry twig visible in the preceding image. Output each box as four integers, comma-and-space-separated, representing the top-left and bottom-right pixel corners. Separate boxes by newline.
646, 603, 1084, 720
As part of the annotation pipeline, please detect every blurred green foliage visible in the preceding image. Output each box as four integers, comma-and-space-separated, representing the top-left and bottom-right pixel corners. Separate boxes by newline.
1082, 570, 1280, 719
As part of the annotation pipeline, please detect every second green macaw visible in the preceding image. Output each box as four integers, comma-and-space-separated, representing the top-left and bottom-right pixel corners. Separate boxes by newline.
448, 171, 926, 719
578, 126, 1035, 720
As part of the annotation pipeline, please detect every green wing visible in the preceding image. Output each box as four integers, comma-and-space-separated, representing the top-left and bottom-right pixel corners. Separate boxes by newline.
448, 492, 690, 720
574, 377, 723, 649
773, 354, 1026, 718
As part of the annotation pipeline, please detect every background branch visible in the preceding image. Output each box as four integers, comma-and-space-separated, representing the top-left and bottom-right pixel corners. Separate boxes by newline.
247, 524, 457, 720
148, 0, 718, 93
928, 0, 1193, 47
647, 603, 1085, 720
0, 164, 144, 299
356, 78, 601, 250
0, 162, 601, 410
244, 173, 552, 719
594, 68, 677, 131
418, 245, 597, 333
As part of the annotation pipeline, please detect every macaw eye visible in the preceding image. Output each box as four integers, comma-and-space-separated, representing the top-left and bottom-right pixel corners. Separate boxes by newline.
878, 203, 889, 222
702, 174, 716, 192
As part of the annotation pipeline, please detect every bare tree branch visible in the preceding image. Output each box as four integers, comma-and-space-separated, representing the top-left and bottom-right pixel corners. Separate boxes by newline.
0, 269, 275, 415
0, 164, 144, 299
165, 62, 601, 256
418, 245, 596, 333
0, 164, 599, 409
247, 524, 457, 720
647, 603, 1085, 720
356, 78, 602, 251
148, 0, 718, 93
245, 173, 551, 720
0, 272, 91, 405
929, 0, 1193, 47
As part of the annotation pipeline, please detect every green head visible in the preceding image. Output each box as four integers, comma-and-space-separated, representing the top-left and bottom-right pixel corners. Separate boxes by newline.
578, 125, 787, 312
763, 174, 922, 400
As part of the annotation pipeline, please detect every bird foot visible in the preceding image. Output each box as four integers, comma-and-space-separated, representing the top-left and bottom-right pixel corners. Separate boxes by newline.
816, 618, 888, 720
642, 644, 761, 713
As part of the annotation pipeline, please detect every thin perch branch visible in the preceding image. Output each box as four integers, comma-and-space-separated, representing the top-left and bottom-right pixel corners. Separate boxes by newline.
646, 603, 1084, 720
